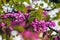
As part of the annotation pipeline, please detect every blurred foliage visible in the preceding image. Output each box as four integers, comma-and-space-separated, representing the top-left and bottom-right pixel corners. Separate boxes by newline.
29, 7, 43, 22
2, 33, 6, 39
52, 12, 60, 20
0, 8, 3, 14
55, 3, 60, 8
12, 0, 30, 4
40, 3, 44, 7
58, 21, 60, 26
14, 25, 24, 32
49, 0, 60, 3
35, 7, 43, 20
44, 15, 50, 21
0, 0, 60, 13
28, 11, 35, 22
44, 0, 48, 3
14, 4, 27, 13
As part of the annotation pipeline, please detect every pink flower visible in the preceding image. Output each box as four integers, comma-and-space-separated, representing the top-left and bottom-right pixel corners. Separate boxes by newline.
31, 32, 40, 40
54, 36, 58, 40
9, 26, 13, 31
3, 15, 7, 18
46, 21, 56, 27
31, 19, 56, 32
49, 21, 56, 27
20, 21, 26, 27
1, 22, 5, 27
25, 13, 29, 18
43, 11, 47, 16
22, 30, 32, 38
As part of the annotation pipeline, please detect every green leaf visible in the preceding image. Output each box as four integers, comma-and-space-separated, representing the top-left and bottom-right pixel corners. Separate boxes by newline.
55, 3, 60, 8
28, 11, 36, 22
5, 18, 11, 26
2, 33, 6, 39
35, 7, 43, 20
14, 25, 24, 32
0, 0, 2, 5
40, 3, 44, 7
28, 17, 35, 23
44, 0, 48, 3
12, 0, 24, 2
52, 11, 60, 20
36, 13, 42, 20
30, 11, 36, 17
58, 21, 60, 26
56, 11, 60, 18
29, 7, 43, 20
52, 17, 58, 20
0, 8, 3, 14
14, 4, 27, 13
12, 0, 30, 4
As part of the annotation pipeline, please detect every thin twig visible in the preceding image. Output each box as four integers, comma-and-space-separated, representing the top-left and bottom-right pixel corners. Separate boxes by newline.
48, 26, 60, 33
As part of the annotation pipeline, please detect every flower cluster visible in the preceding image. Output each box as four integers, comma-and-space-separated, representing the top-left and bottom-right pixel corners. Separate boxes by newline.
31, 19, 56, 32
53, 36, 60, 40
21, 30, 40, 40
0, 10, 56, 40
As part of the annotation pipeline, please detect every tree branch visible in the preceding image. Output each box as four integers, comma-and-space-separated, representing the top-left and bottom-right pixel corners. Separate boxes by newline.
48, 26, 60, 34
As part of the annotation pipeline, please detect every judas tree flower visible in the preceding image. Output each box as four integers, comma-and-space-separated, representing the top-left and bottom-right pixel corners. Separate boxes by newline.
2, 11, 25, 27
31, 19, 47, 32
11, 20, 19, 26
32, 32, 40, 39
22, 30, 32, 38
31, 19, 56, 32
25, 13, 29, 18
9, 26, 13, 31
49, 21, 56, 27
39, 20, 47, 30
22, 30, 40, 40
20, 21, 26, 27
43, 11, 47, 16
46, 21, 56, 27
3, 14, 8, 18
1, 22, 6, 27
53, 36, 60, 40
53, 36, 58, 40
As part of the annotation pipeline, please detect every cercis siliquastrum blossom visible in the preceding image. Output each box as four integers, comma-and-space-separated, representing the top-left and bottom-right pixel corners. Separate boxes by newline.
43, 10, 48, 16
0, 11, 26, 32
3, 11, 25, 26
53, 36, 60, 40
21, 30, 40, 40
31, 19, 56, 33
0, 10, 56, 40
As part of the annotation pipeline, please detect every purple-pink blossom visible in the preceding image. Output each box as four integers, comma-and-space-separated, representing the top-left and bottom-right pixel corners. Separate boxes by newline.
31, 19, 56, 32
43, 11, 47, 16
